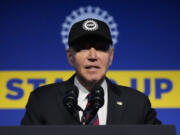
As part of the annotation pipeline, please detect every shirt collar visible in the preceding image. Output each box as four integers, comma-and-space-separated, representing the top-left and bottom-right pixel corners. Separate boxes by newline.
74, 77, 89, 102
74, 76, 107, 101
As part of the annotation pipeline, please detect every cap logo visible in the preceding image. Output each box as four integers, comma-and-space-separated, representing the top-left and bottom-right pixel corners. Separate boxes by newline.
82, 20, 98, 31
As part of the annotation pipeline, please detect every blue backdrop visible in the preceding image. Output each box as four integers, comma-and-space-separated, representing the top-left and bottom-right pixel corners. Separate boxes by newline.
0, 0, 180, 134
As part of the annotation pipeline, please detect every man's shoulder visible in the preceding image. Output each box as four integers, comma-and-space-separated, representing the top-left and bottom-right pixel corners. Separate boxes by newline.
118, 84, 145, 96
110, 82, 147, 100
30, 81, 69, 98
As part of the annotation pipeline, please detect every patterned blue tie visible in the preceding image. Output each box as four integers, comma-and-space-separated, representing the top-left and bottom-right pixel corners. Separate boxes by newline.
84, 94, 99, 125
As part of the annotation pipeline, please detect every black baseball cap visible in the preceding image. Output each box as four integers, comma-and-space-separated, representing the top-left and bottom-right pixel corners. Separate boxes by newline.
68, 18, 113, 51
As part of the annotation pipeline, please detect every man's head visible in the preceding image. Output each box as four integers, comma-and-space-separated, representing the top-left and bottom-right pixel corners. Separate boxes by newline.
67, 18, 114, 90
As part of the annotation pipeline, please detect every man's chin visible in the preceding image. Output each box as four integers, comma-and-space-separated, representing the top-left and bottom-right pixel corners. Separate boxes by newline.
85, 78, 98, 84
85, 77, 105, 85
77, 73, 105, 83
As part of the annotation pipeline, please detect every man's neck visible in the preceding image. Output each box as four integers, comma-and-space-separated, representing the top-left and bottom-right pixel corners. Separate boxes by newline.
76, 75, 104, 91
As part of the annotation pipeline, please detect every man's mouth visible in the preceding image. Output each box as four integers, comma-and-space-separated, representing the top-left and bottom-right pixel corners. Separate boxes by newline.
85, 66, 100, 69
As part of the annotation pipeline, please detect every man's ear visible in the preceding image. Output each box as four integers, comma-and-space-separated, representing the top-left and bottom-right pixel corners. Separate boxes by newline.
108, 48, 114, 66
66, 49, 74, 67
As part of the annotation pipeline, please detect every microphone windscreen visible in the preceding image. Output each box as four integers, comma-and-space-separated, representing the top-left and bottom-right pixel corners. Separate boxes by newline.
90, 85, 104, 109
63, 85, 79, 110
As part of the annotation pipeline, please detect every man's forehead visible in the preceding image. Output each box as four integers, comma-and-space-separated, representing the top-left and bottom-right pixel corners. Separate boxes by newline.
70, 37, 111, 52
71, 35, 111, 45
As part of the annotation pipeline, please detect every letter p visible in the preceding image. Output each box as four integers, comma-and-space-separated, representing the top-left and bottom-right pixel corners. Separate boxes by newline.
155, 78, 173, 99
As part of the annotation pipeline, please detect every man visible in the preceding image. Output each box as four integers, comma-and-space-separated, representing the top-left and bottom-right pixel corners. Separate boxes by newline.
21, 18, 161, 125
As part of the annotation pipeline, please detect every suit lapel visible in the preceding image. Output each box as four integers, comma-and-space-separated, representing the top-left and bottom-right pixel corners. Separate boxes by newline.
106, 79, 127, 125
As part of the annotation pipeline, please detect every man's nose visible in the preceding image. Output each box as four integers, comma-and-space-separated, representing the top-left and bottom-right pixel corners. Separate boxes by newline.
88, 47, 97, 62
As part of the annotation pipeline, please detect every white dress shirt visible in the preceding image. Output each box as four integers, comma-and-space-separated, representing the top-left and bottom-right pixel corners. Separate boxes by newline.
74, 77, 108, 125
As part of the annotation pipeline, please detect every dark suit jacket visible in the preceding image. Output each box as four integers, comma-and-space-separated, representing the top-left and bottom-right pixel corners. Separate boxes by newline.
21, 75, 161, 125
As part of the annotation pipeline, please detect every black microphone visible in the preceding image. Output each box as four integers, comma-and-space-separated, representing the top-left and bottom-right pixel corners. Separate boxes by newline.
90, 85, 104, 111
63, 85, 81, 123
85, 85, 104, 124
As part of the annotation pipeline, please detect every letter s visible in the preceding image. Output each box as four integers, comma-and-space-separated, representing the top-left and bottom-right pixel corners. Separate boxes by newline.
6, 79, 24, 100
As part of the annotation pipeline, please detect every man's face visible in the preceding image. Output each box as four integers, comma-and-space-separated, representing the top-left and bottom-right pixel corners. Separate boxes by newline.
67, 42, 114, 85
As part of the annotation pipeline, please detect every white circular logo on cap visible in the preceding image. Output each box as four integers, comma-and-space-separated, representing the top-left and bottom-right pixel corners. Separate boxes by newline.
82, 20, 98, 31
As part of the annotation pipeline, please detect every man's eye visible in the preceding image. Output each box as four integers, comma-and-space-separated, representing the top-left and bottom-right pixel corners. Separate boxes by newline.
72, 47, 81, 52
72, 43, 110, 52
83, 44, 91, 50
95, 44, 110, 52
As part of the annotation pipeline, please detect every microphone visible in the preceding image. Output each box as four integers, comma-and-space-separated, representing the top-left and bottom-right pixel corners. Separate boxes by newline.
85, 85, 104, 124
90, 85, 104, 111
63, 85, 81, 123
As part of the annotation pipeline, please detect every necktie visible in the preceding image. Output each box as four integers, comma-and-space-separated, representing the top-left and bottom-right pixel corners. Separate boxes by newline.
84, 94, 99, 125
